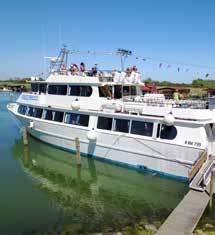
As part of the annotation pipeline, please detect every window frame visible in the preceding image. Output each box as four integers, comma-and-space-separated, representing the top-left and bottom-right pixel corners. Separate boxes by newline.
32, 108, 43, 118
18, 104, 27, 115
64, 112, 89, 127
31, 83, 39, 93
48, 84, 68, 95
69, 85, 93, 97
130, 120, 154, 137
113, 118, 131, 133
53, 111, 64, 123
43, 109, 54, 121
97, 116, 113, 131
26, 106, 34, 117
39, 83, 47, 94
159, 124, 177, 140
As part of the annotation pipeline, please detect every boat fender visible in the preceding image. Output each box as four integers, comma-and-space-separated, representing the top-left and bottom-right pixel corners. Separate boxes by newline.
71, 99, 80, 110
163, 113, 175, 126
87, 129, 97, 142
29, 121, 34, 129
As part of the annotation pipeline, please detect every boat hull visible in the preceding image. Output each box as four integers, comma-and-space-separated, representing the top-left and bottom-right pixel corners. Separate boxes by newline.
15, 115, 203, 182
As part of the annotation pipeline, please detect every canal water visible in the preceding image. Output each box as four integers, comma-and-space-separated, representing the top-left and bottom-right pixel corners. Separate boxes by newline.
0, 92, 190, 234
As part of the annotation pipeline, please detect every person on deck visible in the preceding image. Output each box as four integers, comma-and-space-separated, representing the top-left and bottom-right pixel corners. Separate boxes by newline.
70, 64, 79, 75
80, 62, 86, 73
91, 64, 98, 76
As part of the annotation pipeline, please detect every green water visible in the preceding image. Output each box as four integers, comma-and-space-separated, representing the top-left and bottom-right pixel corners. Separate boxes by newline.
0, 92, 189, 235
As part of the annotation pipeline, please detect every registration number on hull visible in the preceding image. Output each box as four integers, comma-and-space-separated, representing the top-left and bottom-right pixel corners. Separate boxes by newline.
185, 140, 201, 147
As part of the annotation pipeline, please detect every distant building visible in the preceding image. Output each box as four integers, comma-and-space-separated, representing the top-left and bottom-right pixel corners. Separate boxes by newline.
207, 88, 215, 98
157, 87, 190, 99
141, 84, 158, 94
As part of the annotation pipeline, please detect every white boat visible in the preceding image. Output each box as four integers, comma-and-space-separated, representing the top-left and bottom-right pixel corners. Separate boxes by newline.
7, 46, 215, 181
1, 87, 11, 92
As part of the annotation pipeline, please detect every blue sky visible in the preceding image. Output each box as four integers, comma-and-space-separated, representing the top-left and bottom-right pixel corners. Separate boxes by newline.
0, 0, 214, 82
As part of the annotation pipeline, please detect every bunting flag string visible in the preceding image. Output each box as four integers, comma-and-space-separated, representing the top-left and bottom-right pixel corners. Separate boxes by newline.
68, 48, 214, 78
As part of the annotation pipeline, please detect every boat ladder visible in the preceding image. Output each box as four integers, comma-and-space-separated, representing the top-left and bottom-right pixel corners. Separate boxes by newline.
189, 152, 215, 192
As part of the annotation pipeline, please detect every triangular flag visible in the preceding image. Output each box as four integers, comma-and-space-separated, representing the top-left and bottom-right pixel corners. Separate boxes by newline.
159, 63, 162, 68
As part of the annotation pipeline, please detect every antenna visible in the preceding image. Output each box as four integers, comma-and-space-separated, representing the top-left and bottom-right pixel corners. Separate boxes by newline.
116, 48, 132, 71
58, 24, 62, 51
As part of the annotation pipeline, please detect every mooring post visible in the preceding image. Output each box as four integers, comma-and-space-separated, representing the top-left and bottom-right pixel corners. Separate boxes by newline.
75, 137, 81, 166
23, 146, 29, 167
209, 170, 215, 209
22, 127, 28, 146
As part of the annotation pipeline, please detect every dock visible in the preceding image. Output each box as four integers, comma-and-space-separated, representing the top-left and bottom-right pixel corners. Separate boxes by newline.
157, 153, 215, 235
156, 190, 210, 235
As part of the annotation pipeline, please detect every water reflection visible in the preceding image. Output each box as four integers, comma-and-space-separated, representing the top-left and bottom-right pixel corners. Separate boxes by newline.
13, 136, 188, 234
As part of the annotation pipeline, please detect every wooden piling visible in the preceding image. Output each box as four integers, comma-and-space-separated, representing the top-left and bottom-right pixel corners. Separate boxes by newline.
23, 146, 29, 167
75, 137, 81, 166
22, 127, 28, 146
209, 170, 215, 209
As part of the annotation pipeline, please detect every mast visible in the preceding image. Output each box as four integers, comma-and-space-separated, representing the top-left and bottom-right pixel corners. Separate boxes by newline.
50, 44, 70, 73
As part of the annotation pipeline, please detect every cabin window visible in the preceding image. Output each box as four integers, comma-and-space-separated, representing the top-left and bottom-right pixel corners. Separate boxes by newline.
53, 111, 64, 122
97, 116, 113, 130
31, 83, 39, 93
18, 105, 27, 115
160, 124, 177, 140
48, 85, 67, 95
131, 86, 136, 96
156, 124, 161, 138
123, 86, 130, 96
39, 84, 47, 94
80, 86, 92, 97
44, 110, 54, 120
114, 118, 130, 133
65, 113, 89, 127
32, 108, 43, 118
99, 86, 112, 97
27, 107, 34, 116
131, 120, 153, 137
122, 86, 137, 96
69, 86, 80, 96
69, 85, 92, 97
114, 85, 122, 99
